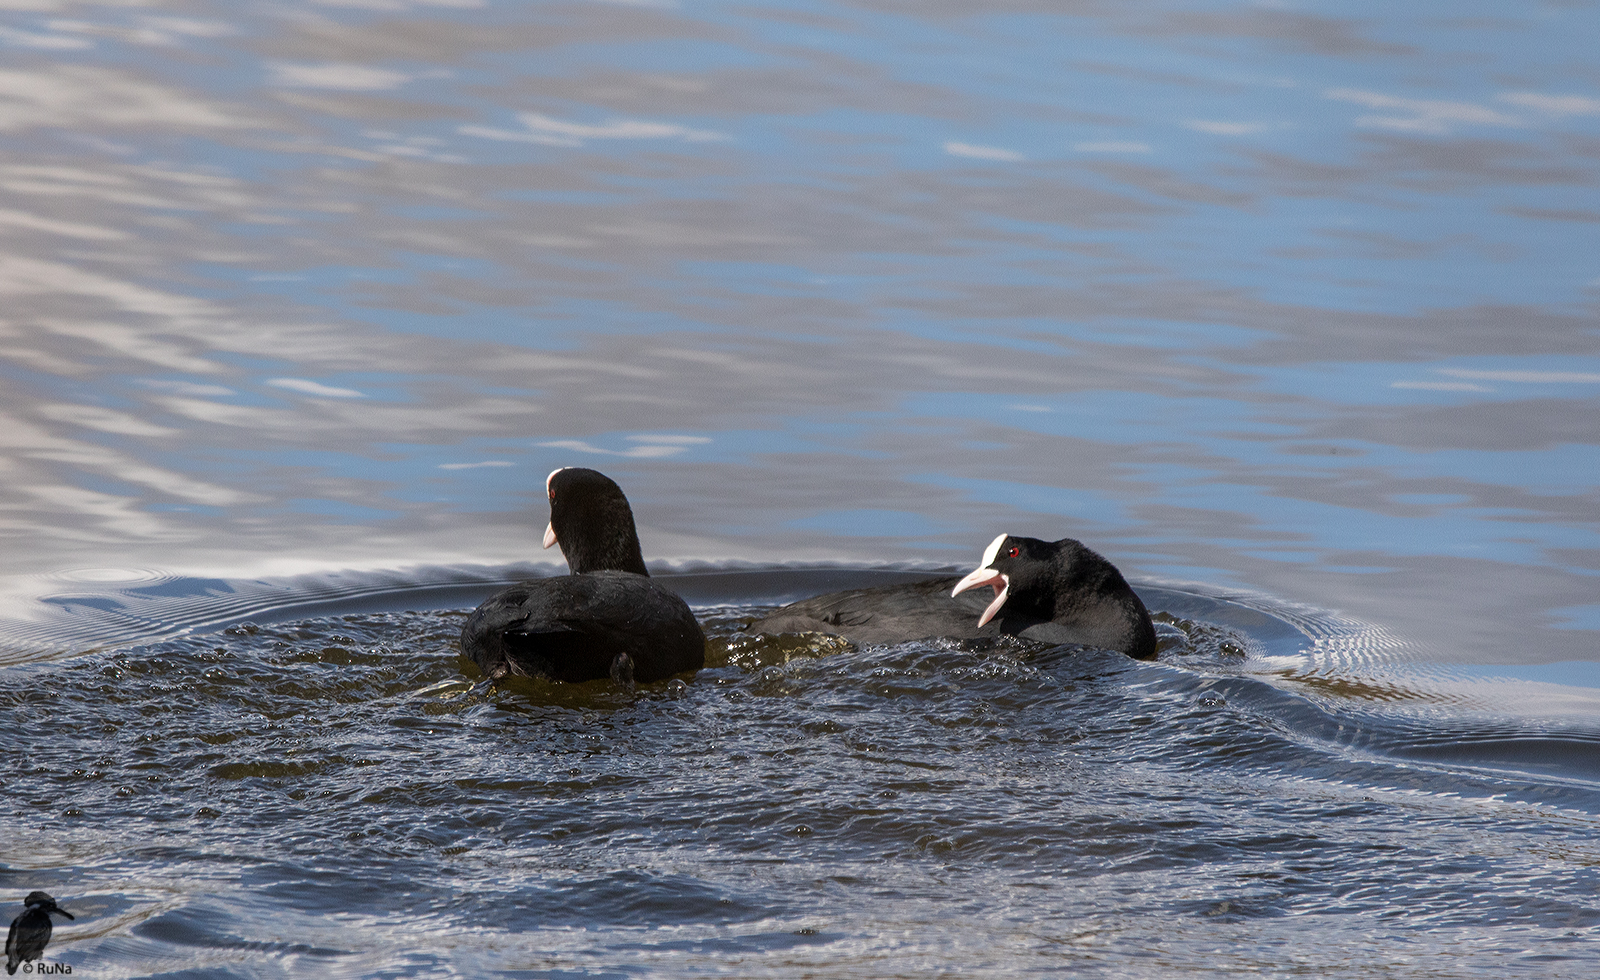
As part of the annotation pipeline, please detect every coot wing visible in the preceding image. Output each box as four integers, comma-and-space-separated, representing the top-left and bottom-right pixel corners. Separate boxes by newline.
749, 569, 1153, 654
750, 576, 1055, 645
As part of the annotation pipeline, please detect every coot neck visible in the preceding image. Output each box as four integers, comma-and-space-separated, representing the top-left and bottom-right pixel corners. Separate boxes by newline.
554, 500, 649, 575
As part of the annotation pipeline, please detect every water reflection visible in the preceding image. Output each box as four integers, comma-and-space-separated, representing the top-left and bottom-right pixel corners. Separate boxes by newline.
0, 0, 1595, 677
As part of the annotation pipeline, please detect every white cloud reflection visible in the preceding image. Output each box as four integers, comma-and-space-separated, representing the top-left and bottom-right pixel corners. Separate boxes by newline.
0, 65, 248, 132
1391, 367, 1600, 392
1391, 381, 1492, 392
268, 63, 417, 92
1326, 88, 1520, 134
538, 434, 710, 458
1439, 367, 1600, 384
44, 16, 236, 47
1184, 120, 1267, 136
38, 403, 179, 437
944, 142, 1025, 162
1497, 92, 1600, 118
266, 378, 366, 399
462, 113, 727, 148
0, 24, 92, 49
0, 207, 128, 240
1328, 87, 1600, 135
3, 411, 256, 507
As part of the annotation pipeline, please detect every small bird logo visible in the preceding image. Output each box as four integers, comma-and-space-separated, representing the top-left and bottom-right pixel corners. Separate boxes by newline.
6, 892, 74, 975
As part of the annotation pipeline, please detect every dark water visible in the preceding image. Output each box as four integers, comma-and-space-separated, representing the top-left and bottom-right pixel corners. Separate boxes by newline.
3, 0, 1600, 974
6, 572, 1600, 978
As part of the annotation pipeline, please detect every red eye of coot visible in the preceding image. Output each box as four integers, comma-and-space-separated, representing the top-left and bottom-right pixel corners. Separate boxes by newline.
1006, 546, 1020, 558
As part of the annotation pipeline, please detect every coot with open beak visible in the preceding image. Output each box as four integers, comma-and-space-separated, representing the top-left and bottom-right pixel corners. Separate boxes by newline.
749, 532, 1155, 660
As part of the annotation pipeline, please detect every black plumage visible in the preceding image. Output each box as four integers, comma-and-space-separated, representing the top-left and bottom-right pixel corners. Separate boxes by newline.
751, 533, 1157, 660
542, 467, 648, 576
6, 891, 73, 975
461, 468, 704, 685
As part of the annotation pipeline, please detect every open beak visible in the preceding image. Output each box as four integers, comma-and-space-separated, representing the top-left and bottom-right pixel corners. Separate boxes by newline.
951, 565, 1009, 627
542, 523, 558, 549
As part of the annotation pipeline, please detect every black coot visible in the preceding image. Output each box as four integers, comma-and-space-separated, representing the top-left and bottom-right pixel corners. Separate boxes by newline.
7, 891, 73, 976
750, 532, 1157, 660
461, 467, 704, 685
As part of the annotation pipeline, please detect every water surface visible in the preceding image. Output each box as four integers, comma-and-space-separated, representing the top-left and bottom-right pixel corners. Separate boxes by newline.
2, 0, 1599, 975
7, 583, 1600, 977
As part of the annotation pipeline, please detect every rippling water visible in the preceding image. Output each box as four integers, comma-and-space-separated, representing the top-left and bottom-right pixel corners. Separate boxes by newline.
8, 581, 1600, 977
3, 0, 1599, 974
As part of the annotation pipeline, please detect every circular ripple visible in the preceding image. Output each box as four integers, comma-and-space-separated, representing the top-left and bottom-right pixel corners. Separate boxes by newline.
49, 566, 174, 585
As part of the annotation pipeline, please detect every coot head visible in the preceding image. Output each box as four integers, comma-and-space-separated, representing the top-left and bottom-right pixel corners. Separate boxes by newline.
950, 532, 1146, 631
541, 467, 649, 576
